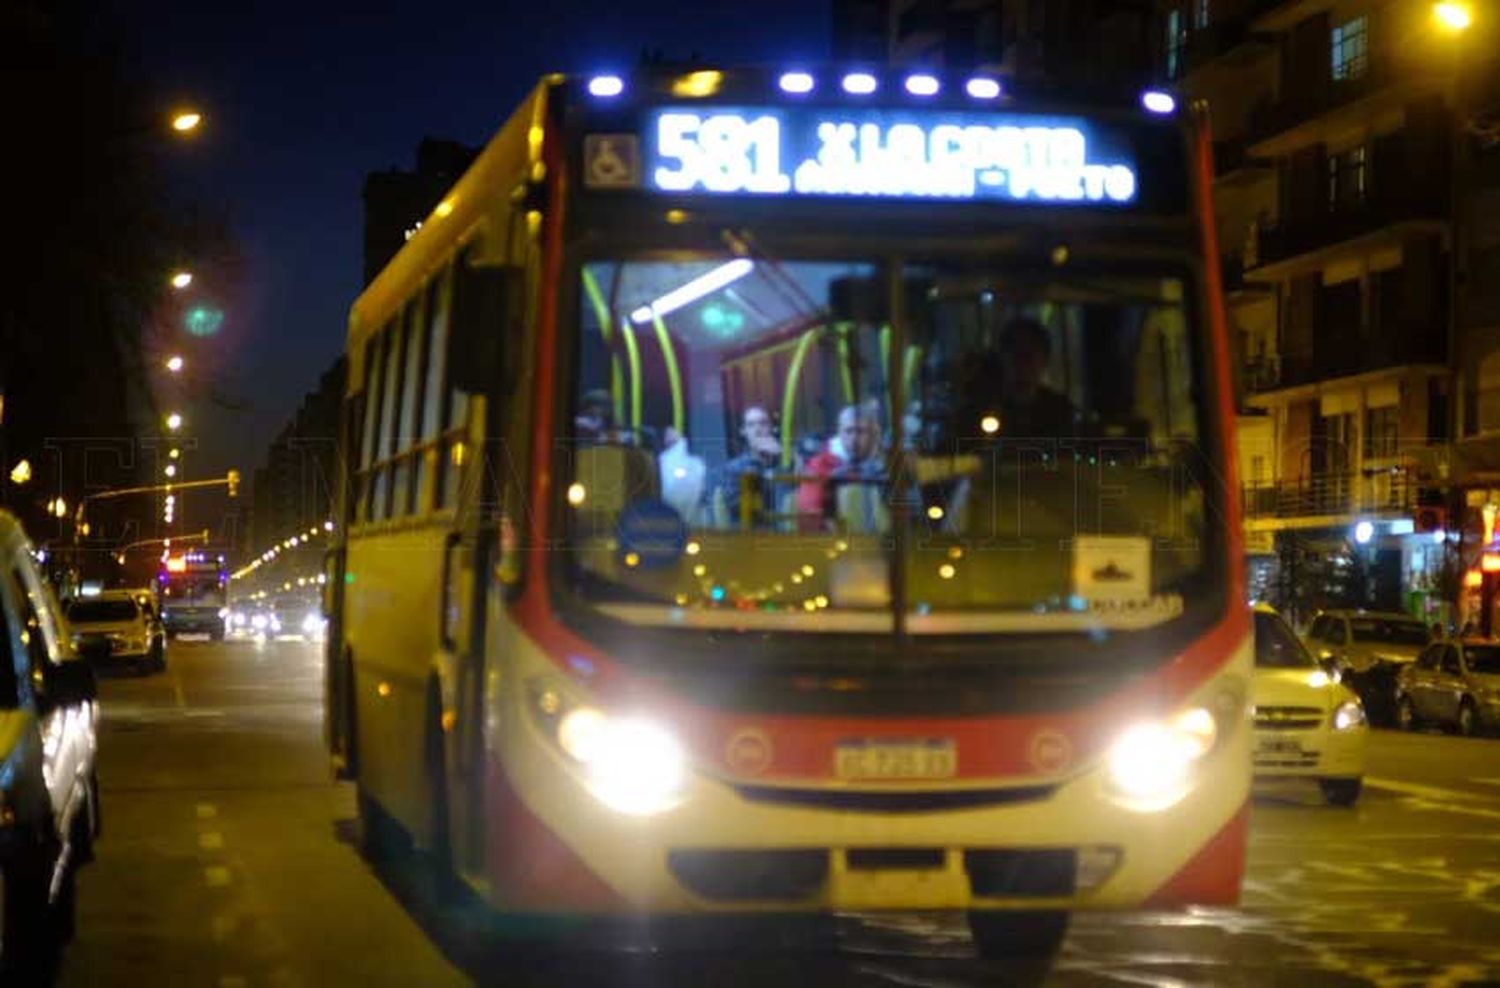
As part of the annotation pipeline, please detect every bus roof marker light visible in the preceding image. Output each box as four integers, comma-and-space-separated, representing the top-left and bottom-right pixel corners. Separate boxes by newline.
587, 75, 624, 98
629, 258, 754, 324
965, 77, 1002, 100
904, 73, 940, 97
1141, 90, 1177, 115
778, 71, 815, 94
841, 72, 878, 96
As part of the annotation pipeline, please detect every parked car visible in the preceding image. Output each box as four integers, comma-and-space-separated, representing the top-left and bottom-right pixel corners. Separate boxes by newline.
1304, 610, 1432, 726
1396, 639, 1500, 736
124, 587, 166, 667
0, 511, 100, 973
66, 590, 165, 673
1252, 605, 1367, 805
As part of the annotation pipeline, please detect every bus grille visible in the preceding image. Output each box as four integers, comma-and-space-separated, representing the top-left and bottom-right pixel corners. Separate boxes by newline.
730, 783, 1056, 813
668, 849, 827, 902
667, 847, 1082, 902
1253, 706, 1323, 730
966, 849, 1076, 898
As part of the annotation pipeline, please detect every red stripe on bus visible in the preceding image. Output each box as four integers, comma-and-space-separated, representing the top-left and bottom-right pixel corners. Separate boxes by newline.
1143, 800, 1247, 907
484, 756, 623, 910
1193, 115, 1247, 606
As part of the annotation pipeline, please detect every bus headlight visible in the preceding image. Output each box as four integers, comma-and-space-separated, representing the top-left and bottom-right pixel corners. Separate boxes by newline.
1332, 699, 1366, 731
530, 682, 686, 816
1105, 707, 1217, 812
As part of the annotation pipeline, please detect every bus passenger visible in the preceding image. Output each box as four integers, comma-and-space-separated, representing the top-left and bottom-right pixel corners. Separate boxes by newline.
994, 316, 1078, 438
707, 405, 781, 527
575, 389, 617, 443
798, 404, 887, 533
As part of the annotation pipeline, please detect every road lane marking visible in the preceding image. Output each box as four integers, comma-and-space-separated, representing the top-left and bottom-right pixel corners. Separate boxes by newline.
199, 831, 224, 850
197, 803, 218, 819
1365, 776, 1500, 805
173, 673, 186, 708
205, 865, 232, 887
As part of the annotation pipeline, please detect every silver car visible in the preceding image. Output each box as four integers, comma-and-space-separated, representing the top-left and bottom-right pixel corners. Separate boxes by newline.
1396, 640, 1500, 737
1305, 610, 1432, 673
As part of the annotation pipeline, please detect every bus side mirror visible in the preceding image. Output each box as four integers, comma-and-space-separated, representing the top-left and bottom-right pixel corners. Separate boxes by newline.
449, 261, 524, 395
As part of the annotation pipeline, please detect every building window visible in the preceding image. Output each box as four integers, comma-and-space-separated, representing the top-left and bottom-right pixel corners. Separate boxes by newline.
1478, 351, 1500, 434
1331, 16, 1368, 81
1328, 146, 1367, 210
1317, 411, 1356, 476
1166, 8, 1185, 78
1364, 405, 1399, 459
1195, 0, 1211, 30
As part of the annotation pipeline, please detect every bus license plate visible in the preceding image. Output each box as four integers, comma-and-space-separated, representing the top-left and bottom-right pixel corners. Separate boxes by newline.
835, 740, 957, 781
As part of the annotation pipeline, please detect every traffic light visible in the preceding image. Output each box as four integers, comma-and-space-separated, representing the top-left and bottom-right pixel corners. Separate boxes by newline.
227, 469, 240, 498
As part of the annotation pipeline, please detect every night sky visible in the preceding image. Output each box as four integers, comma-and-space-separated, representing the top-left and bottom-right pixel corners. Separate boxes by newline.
104, 0, 831, 474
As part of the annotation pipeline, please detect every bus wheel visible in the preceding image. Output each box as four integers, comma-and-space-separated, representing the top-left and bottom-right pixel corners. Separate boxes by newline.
967, 910, 1069, 961
1319, 778, 1362, 806
356, 789, 409, 865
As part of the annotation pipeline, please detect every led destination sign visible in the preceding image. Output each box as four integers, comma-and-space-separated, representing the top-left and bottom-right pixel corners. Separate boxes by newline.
643, 106, 1140, 204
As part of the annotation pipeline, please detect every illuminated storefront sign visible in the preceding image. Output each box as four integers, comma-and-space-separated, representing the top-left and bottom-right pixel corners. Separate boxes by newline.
642, 107, 1139, 204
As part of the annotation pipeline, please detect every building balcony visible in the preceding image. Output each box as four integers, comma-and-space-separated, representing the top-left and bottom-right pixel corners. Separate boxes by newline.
1182, 18, 1274, 75
1242, 468, 1418, 523
1247, 189, 1448, 280
1241, 354, 1282, 394
1213, 137, 1274, 187
1247, 59, 1447, 158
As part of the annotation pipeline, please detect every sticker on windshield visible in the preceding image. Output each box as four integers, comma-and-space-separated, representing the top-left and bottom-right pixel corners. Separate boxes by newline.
1072, 536, 1150, 602
616, 498, 688, 568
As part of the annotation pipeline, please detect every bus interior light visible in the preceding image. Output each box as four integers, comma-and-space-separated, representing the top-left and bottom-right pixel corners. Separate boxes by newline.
841, 72, 878, 95
629, 258, 754, 324
778, 71, 815, 94
587, 75, 625, 98
1141, 90, 1176, 115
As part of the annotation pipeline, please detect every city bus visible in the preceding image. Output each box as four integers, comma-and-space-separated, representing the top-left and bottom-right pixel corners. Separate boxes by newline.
325, 65, 1249, 957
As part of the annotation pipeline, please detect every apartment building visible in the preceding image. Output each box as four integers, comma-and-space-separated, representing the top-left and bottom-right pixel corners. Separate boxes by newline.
1167, 0, 1476, 619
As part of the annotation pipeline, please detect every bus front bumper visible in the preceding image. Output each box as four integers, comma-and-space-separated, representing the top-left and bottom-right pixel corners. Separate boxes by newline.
479, 677, 1252, 916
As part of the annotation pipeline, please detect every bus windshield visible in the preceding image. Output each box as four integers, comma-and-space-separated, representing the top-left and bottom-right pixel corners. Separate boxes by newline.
565, 253, 1212, 635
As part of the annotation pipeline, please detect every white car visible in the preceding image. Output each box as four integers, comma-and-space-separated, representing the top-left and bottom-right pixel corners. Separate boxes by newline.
1251, 605, 1368, 805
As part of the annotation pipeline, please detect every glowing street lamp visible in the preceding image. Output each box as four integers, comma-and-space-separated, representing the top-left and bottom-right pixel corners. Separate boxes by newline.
170, 271, 193, 290
166, 413, 183, 431
169, 448, 181, 460
164, 464, 177, 478
165, 355, 185, 373
171, 110, 203, 134
1435, 2, 1473, 31
9, 459, 32, 485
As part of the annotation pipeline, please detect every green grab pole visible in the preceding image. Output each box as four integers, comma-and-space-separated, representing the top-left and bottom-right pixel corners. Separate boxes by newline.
650, 313, 685, 436
781, 326, 822, 470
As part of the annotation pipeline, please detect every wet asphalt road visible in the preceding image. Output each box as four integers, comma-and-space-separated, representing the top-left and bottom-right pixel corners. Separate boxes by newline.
53, 637, 1500, 987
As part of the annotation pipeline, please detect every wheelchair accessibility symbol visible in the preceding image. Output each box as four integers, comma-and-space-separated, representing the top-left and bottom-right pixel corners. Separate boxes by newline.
584, 134, 640, 188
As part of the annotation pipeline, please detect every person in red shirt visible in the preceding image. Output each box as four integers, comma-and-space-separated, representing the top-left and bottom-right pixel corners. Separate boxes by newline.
797, 403, 886, 532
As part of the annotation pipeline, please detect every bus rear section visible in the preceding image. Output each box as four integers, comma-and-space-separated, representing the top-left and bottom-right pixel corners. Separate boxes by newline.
330, 67, 1250, 957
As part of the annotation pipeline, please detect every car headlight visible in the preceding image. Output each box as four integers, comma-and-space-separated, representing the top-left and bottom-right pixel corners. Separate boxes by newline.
269, 617, 282, 633
1333, 699, 1366, 731
1105, 706, 1219, 812
529, 680, 686, 816
301, 613, 325, 635
231, 612, 247, 627
251, 614, 268, 630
